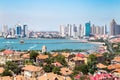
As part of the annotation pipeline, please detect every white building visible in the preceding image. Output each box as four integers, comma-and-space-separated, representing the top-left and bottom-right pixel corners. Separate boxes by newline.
22, 65, 44, 79
2, 25, 8, 36
60, 25, 66, 37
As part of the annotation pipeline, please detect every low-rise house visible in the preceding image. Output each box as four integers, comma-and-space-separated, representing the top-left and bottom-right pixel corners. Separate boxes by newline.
94, 53, 105, 63
36, 54, 48, 64
111, 56, 120, 64
76, 53, 88, 64
90, 73, 115, 80
96, 63, 107, 69
37, 72, 71, 80
52, 52, 59, 57
0, 67, 4, 74
0, 76, 13, 80
21, 53, 30, 61
60, 67, 72, 76
112, 69, 120, 77
70, 57, 85, 66
107, 64, 120, 71
22, 65, 44, 79
68, 53, 87, 69
0, 50, 23, 65
14, 75, 25, 80
62, 52, 75, 62
62, 52, 70, 62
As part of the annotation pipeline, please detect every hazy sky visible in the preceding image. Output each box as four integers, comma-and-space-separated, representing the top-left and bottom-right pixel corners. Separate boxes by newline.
0, 0, 120, 31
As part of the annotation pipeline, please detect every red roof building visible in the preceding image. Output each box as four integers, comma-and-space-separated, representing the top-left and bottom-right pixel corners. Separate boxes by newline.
3, 50, 14, 55
76, 53, 85, 58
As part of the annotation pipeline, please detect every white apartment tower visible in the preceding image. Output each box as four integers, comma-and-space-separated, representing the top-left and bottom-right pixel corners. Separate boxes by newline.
60, 25, 66, 37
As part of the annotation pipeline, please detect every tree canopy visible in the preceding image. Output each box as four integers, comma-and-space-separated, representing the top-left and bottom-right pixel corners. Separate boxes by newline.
30, 50, 39, 61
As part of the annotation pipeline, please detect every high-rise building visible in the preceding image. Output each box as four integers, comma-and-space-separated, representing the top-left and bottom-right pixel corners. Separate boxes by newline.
16, 24, 22, 37
60, 25, 66, 37
85, 21, 91, 36
78, 24, 84, 38
67, 24, 72, 37
8, 28, 15, 36
73, 24, 78, 38
110, 19, 117, 35
110, 19, 120, 35
23, 25, 28, 37
91, 24, 96, 35
101, 25, 107, 35
2, 25, 8, 36
115, 25, 120, 35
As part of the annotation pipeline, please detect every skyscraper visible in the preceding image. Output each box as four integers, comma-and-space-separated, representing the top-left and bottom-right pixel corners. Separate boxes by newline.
85, 21, 91, 36
78, 24, 84, 38
101, 25, 107, 35
8, 28, 15, 36
67, 24, 72, 37
16, 24, 22, 37
110, 19, 116, 35
23, 25, 28, 37
73, 24, 78, 38
60, 25, 66, 37
110, 19, 120, 35
2, 25, 8, 36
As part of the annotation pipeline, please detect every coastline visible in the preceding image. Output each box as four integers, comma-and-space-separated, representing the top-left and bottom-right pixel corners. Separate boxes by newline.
88, 42, 105, 45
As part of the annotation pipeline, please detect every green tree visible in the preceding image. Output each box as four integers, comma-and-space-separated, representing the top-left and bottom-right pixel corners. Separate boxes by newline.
5, 61, 20, 75
1, 69, 12, 76
75, 64, 88, 75
54, 54, 67, 66
87, 54, 97, 74
30, 51, 39, 61
103, 52, 115, 65
87, 61, 97, 74
52, 66, 60, 74
24, 60, 33, 65
88, 54, 97, 62
43, 65, 53, 72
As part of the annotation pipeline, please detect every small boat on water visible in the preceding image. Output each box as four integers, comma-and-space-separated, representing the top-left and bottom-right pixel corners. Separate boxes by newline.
20, 40, 24, 44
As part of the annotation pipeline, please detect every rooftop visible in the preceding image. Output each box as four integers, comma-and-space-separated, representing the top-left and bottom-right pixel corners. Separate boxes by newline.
60, 67, 72, 76
2, 50, 14, 55
96, 63, 107, 69
21, 53, 30, 59
22, 65, 43, 72
37, 54, 48, 59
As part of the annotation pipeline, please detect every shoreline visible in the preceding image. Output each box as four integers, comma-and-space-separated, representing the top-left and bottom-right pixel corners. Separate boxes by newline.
88, 42, 105, 45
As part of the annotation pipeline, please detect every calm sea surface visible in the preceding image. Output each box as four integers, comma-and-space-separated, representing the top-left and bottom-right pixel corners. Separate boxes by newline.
0, 38, 100, 51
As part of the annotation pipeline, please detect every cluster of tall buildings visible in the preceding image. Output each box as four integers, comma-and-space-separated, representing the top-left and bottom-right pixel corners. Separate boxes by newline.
1, 24, 28, 38
60, 21, 107, 38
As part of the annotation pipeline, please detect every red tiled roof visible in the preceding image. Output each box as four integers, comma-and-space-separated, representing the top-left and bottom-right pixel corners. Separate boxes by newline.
76, 53, 85, 58
3, 50, 14, 55
90, 73, 113, 80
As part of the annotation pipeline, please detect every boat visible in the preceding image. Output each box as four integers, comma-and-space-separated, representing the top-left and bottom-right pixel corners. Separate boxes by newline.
20, 40, 24, 44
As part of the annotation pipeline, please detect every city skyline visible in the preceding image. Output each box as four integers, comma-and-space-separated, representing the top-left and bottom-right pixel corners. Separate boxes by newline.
0, 0, 120, 31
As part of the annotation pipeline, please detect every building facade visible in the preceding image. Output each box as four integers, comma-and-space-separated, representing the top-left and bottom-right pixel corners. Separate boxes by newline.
85, 22, 91, 36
